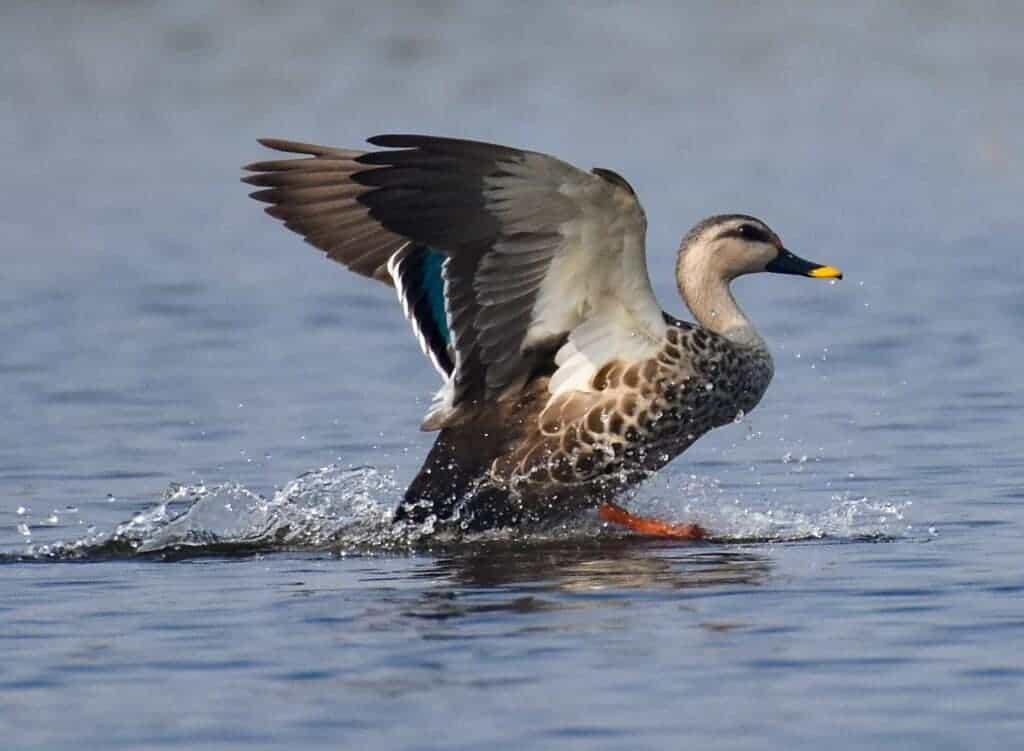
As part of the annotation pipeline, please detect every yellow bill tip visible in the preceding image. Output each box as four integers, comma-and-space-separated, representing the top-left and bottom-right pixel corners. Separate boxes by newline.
809, 265, 843, 280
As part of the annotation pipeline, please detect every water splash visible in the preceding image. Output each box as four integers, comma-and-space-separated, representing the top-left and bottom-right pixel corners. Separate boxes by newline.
15, 465, 913, 561
24, 465, 407, 560
631, 474, 912, 543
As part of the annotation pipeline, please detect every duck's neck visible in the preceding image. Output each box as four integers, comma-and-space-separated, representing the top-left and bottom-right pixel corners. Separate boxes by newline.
678, 267, 764, 348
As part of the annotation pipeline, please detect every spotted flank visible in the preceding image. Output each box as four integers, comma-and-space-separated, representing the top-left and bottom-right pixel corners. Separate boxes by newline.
245, 134, 843, 534
493, 319, 774, 503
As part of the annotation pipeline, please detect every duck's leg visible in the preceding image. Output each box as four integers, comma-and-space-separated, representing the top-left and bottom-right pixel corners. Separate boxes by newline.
599, 502, 707, 540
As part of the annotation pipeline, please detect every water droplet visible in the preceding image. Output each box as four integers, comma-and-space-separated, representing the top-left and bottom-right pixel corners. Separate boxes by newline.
17, 523, 31, 537
16, 506, 26, 515
704, 382, 714, 391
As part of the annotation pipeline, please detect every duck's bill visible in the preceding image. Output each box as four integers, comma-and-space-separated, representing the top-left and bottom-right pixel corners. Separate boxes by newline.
767, 249, 843, 280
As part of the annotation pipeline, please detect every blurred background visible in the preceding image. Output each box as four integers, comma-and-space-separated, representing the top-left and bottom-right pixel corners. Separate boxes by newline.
3, 1, 1021, 525
3, 3, 1024, 750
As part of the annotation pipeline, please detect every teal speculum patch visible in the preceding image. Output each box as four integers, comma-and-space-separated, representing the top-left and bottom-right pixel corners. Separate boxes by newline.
420, 247, 450, 346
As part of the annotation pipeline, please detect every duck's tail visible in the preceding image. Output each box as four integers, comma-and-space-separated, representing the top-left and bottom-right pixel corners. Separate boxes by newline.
395, 427, 526, 532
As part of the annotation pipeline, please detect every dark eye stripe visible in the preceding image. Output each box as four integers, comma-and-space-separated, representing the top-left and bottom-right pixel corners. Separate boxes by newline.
716, 224, 773, 244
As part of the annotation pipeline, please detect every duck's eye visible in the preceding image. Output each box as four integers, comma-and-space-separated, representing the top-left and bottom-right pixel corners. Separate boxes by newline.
738, 224, 771, 243
718, 224, 773, 244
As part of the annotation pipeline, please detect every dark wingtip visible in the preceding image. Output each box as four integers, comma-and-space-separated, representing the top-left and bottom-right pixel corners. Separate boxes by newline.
248, 188, 277, 204
354, 151, 397, 166
366, 134, 431, 148
592, 167, 637, 197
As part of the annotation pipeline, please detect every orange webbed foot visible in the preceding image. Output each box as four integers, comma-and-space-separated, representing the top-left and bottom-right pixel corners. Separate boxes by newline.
599, 502, 707, 540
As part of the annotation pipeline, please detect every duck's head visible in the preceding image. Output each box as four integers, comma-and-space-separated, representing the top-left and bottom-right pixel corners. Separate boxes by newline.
677, 214, 842, 283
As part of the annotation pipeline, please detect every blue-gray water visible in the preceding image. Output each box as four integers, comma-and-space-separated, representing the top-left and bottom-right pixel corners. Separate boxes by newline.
2, 2, 1022, 749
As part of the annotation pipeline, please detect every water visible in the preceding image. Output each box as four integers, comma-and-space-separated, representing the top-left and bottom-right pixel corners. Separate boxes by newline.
2, 2, 1023, 748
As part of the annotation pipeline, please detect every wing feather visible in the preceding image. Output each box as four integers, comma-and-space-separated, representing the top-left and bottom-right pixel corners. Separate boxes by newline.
243, 139, 408, 284
245, 134, 667, 429
351, 135, 665, 425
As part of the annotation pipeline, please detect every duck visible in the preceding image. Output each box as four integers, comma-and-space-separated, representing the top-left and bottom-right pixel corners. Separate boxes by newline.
243, 135, 842, 538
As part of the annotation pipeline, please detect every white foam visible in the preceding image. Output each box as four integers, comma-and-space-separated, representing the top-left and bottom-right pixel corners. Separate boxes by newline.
623, 473, 914, 542
21, 465, 916, 560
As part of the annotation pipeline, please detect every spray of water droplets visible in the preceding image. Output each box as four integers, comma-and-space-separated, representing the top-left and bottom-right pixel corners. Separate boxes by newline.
17, 462, 915, 561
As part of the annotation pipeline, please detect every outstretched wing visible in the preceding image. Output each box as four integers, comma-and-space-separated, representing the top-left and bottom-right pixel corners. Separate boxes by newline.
243, 139, 408, 284
245, 141, 456, 379
245, 135, 667, 430
352, 135, 667, 427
